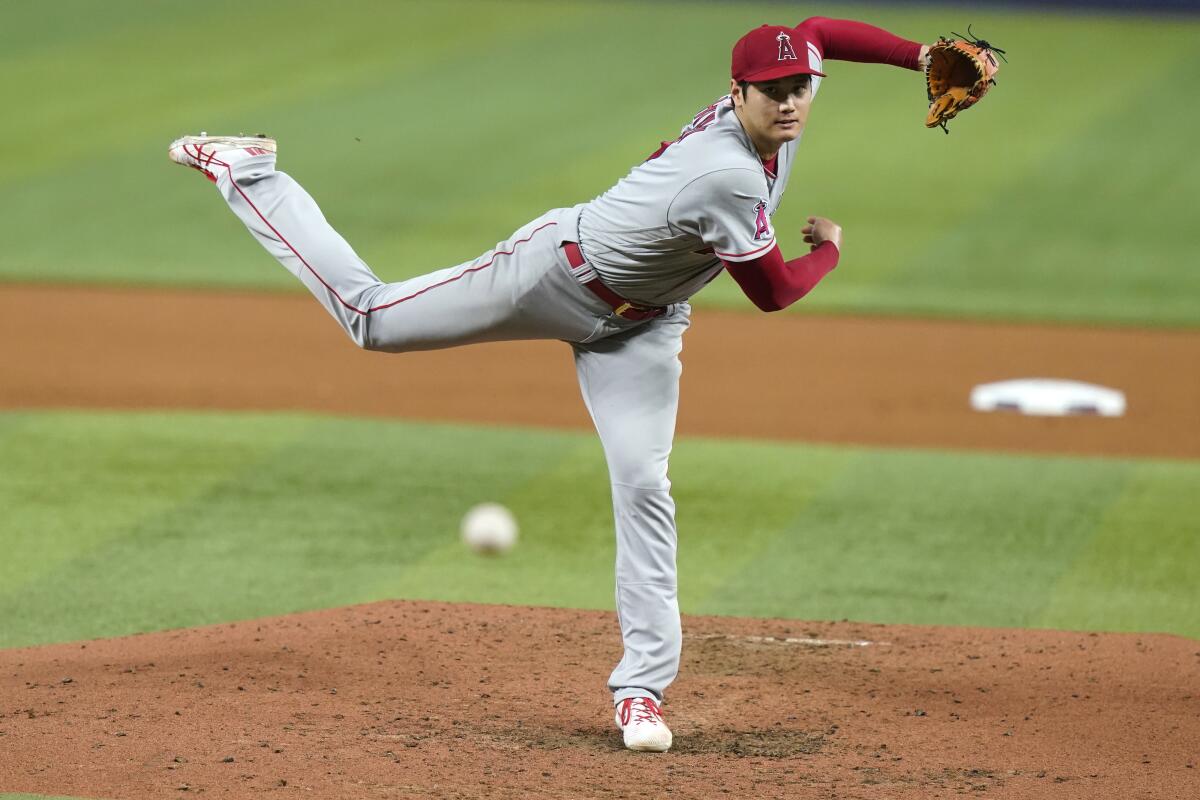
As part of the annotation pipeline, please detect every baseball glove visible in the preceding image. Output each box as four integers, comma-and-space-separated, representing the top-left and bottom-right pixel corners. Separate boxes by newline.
925, 29, 1005, 133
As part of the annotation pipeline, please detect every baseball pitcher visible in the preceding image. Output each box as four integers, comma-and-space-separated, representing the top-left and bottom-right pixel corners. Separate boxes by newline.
169, 16, 1000, 752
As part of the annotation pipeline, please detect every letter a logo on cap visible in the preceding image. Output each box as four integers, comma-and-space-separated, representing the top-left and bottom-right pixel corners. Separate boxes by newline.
777, 32, 798, 62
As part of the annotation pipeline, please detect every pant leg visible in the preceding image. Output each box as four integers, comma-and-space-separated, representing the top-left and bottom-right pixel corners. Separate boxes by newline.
214, 160, 598, 351
572, 304, 692, 704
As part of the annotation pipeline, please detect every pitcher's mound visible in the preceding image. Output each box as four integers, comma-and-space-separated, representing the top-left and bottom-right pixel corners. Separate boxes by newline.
2, 599, 1196, 798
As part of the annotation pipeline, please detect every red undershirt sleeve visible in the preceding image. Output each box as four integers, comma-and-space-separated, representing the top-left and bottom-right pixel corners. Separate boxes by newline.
723, 241, 840, 312
799, 16, 923, 71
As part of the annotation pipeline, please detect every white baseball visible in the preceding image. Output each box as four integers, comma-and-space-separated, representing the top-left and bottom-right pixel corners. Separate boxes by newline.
460, 502, 519, 555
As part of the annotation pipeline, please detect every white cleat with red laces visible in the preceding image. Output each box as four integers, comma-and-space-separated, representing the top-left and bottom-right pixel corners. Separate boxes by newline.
167, 133, 276, 183
615, 696, 672, 752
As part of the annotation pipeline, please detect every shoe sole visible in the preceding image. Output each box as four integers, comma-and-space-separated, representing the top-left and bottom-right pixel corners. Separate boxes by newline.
168, 135, 277, 161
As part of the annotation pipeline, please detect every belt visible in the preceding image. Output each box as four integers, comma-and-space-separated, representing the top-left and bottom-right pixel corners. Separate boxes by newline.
562, 242, 667, 321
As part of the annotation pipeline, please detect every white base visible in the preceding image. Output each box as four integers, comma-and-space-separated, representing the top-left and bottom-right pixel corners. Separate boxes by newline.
970, 378, 1125, 417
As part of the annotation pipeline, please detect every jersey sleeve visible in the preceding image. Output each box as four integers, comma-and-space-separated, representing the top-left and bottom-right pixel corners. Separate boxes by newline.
797, 16, 922, 70
723, 241, 840, 312
667, 169, 776, 263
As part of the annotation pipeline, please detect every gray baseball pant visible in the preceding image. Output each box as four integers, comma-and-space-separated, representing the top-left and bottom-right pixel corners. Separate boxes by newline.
213, 157, 688, 704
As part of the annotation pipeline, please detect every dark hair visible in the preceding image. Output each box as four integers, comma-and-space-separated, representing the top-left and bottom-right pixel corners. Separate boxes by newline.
737, 74, 811, 99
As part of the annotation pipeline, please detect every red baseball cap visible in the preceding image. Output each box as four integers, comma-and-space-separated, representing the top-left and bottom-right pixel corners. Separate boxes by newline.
731, 25, 825, 82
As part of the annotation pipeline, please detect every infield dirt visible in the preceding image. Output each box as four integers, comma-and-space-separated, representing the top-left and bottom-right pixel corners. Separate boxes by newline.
2, 284, 1198, 799
2, 284, 1198, 458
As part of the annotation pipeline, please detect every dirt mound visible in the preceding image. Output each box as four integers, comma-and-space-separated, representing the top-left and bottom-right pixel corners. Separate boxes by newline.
2, 600, 1196, 798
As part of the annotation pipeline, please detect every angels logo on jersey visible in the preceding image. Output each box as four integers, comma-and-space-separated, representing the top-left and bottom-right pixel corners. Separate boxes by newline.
776, 32, 798, 61
753, 201, 771, 240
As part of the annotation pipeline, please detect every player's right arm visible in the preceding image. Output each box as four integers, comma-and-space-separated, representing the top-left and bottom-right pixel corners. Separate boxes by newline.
722, 218, 842, 313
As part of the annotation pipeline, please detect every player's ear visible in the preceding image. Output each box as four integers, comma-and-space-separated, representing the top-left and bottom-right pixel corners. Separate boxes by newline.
730, 78, 742, 106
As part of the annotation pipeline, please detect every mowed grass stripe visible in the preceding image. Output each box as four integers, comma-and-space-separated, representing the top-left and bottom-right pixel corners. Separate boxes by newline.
696, 450, 1135, 626
0, 411, 579, 648
0, 1, 545, 183
1, 1, 588, 289
1039, 464, 1200, 634
2, 2, 1198, 326
1, 410, 1197, 650
0, 413, 302, 590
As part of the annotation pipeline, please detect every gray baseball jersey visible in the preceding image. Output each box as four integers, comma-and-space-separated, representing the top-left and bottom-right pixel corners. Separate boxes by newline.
577, 90, 817, 306
181, 87, 819, 710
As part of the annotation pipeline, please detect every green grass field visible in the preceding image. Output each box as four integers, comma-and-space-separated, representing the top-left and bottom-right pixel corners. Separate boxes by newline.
2, 411, 1196, 650
2, 0, 1198, 326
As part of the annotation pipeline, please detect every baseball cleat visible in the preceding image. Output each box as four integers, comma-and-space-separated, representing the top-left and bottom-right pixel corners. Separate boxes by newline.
168, 133, 276, 183
615, 696, 672, 752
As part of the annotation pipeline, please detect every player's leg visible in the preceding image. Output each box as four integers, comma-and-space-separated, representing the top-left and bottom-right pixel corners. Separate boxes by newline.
170, 136, 598, 350
571, 304, 691, 752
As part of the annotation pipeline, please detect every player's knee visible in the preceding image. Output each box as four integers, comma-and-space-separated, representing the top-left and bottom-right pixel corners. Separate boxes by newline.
359, 327, 413, 353
352, 313, 395, 352
608, 457, 671, 492
340, 321, 373, 350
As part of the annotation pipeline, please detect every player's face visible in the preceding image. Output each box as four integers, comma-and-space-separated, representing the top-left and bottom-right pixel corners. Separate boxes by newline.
731, 75, 812, 157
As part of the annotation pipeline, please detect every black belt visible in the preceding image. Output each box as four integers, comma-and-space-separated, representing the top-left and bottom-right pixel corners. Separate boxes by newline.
562, 242, 666, 321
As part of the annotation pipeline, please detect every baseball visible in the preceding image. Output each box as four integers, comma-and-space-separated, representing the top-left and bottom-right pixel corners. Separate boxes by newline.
460, 502, 519, 555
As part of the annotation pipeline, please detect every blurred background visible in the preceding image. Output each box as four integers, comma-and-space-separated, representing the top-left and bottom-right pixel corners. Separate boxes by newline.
1, 1, 1197, 650
4, 0, 1199, 323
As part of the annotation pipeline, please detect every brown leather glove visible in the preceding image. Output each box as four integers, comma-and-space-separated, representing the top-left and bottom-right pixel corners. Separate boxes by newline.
925, 31, 1005, 133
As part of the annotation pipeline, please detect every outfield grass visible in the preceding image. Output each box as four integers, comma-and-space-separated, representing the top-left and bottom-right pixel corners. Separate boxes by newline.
1, 410, 1196, 650
2, 1, 1198, 326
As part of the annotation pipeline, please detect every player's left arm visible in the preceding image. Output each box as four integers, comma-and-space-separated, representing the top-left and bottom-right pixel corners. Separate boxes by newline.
798, 16, 929, 71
